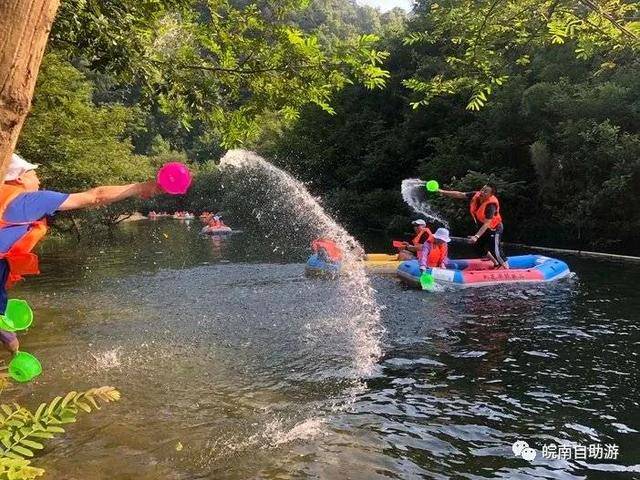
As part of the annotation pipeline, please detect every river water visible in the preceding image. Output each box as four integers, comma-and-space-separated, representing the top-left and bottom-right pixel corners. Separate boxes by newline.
6, 220, 640, 479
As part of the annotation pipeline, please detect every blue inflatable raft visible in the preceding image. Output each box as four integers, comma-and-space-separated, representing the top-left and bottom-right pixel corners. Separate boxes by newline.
397, 254, 571, 288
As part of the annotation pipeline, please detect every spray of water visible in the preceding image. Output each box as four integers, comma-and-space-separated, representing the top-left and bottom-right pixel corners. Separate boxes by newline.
401, 178, 449, 227
89, 347, 123, 370
219, 149, 383, 377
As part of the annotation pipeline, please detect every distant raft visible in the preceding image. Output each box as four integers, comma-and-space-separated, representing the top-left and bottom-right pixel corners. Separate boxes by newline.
305, 253, 402, 277
396, 254, 571, 288
201, 226, 234, 235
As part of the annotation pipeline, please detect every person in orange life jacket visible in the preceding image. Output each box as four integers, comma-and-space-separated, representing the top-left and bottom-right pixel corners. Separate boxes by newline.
311, 238, 342, 263
398, 219, 432, 261
438, 183, 508, 268
0, 153, 160, 354
208, 216, 221, 228
418, 227, 451, 271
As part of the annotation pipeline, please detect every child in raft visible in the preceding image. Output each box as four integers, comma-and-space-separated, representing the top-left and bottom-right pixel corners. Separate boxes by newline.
418, 227, 451, 271
0, 153, 160, 354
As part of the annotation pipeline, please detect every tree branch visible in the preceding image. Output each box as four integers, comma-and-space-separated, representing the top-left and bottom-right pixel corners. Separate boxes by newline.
472, 0, 505, 58
149, 59, 344, 75
578, 0, 638, 40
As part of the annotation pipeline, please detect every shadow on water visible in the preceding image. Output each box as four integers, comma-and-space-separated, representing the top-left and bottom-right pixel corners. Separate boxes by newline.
6, 220, 640, 478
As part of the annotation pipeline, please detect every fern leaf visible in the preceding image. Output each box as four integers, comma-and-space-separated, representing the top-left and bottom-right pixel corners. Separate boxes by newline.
59, 392, 77, 410
2, 451, 23, 460
10, 445, 33, 458
44, 426, 64, 434
74, 402, 91, 414
33, 404, 46, 423
19, 440, 44, 450
25, 432, 54, 440
44, 397, 62, 417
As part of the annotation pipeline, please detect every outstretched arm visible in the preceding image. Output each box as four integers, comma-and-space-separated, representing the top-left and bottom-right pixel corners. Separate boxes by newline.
470, 220, 492, 241
438, 189, 467, 200
58, 181, 159, 211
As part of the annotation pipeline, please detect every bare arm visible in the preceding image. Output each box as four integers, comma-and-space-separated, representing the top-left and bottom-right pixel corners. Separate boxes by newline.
439, 189, 467, 200
473, 220, 492, 239
59, 181, 159, 211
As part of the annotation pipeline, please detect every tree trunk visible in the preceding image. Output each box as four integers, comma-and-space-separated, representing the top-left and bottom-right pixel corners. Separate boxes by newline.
0, 0, 60, 179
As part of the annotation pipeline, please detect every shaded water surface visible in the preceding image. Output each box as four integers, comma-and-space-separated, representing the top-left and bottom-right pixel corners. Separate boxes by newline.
7, 220, 640, 479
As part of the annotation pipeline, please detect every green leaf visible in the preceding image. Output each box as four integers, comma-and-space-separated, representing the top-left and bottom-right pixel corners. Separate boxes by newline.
33, 403, 47, 422
1, 435, 13, 448
60, 391, 78, 410
75, 401, 92, 413
27, 431, 54, 439
2, 451, 23, 460
45, 397, 62, 417
20, 439, 44, 450
11, 445, 34, 458
45, 426, 65, 434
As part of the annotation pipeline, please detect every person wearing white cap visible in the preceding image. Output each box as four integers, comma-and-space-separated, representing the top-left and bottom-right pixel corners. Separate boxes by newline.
0, 153, 160, 354
398, 219, 432, 261
418, 227, 451, 270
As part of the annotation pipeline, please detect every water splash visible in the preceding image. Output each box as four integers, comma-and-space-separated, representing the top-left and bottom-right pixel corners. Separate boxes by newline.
201, 416, 327, 466
265, 417, 327, 447
89, 347, 123, 370
219, 149, 383, 376
401, 178, 449, 227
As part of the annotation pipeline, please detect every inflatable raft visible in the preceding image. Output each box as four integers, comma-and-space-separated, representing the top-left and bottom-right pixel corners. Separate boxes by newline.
396, 254, 570, 288
363, 254, 403, 273
305, 253, 402, 277
201, 226, 233, 235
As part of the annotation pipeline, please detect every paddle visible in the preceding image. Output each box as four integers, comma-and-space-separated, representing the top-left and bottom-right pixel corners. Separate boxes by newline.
392, 240, 406, 249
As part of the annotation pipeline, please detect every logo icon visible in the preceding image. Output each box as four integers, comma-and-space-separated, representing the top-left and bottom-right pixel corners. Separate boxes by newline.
512, 440, 537, 462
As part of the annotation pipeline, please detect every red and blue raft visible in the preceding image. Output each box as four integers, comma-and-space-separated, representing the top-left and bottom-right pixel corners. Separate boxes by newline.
396, 254, 571, 288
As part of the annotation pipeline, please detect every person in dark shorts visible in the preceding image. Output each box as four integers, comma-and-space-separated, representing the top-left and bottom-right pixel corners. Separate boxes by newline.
438, 183, 508, 268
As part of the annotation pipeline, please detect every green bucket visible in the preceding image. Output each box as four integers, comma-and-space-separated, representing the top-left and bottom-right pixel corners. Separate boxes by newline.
425, 180, 440, 192
0, 299, 33, 332
420, 271, 435, 291
9, 351, 42, 383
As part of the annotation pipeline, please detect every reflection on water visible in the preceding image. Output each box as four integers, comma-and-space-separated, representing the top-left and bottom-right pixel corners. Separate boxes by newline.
6, 220, 640, 479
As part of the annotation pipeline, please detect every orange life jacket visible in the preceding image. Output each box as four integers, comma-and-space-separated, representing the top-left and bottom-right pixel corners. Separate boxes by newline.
412, 227, 432, 246
424, 238, 448, 267
0, 185, 48, 288
469, 192, 502, 230
311, 238, 343, 262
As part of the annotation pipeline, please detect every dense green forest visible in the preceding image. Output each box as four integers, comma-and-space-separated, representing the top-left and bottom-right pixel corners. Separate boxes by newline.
16, 0, 640, 254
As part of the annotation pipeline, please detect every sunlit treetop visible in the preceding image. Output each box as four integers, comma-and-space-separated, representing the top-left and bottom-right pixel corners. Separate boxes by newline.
402, 0, 640, 110
51, 0, 389, 147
